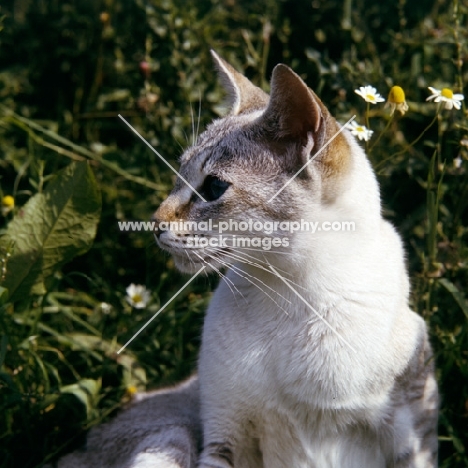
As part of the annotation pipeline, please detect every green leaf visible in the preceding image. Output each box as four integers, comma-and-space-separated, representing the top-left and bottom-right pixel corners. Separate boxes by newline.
0, 286, 8, 305
439, 278, 468, 320
60, 378, 101, 419
0, 162, 101, 302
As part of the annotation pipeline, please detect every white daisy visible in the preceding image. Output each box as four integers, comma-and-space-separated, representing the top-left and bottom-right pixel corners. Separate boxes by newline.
426, 87, 464, 110
125, 284, 151, 309
354, 86, 385, 104
347, 121, 374, 142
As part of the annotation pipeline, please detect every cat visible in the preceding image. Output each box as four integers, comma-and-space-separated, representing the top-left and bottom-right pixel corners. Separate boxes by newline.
57, 51, 438, 468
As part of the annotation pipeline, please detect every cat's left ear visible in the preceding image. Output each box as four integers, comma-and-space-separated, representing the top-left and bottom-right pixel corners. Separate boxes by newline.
211, 50, 269, 115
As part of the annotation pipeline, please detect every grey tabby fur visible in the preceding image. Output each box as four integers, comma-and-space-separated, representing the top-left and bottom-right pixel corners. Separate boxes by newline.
57, 376, 200, 468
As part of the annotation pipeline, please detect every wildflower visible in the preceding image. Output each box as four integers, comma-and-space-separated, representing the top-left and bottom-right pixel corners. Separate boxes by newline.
354, 86, 385, 104
99, 302, 112, 314
126, 385, 138, 397
426, 87, 464, 110
347, 121, 374, 142
137, 93, 159, 112
100, 12, 110, 24
125, 284, 150, 309
454, 156, 463, 169
90, 142, 105, 154
385, 86, 409, 116
1, 195, 14, 216
139, 61, 151, 78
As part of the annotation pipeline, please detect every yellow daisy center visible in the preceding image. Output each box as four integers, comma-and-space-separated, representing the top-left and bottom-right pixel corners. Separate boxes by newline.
441, 88, 453, 99
388, 86, 406, 104
356, 126, 364, 132
2, 195, 14, 207
366, 94, 376, 101
132, 293, 143, 303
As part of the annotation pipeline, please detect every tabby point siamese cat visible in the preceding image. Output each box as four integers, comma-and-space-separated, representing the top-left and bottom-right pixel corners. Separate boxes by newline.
58, 51, 438, 468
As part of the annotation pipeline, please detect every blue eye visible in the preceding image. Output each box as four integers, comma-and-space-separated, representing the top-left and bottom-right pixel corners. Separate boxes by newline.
203, 175, 230, 201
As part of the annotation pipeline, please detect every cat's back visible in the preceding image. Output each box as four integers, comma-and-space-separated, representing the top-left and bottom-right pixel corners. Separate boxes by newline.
57, 376, 201, 468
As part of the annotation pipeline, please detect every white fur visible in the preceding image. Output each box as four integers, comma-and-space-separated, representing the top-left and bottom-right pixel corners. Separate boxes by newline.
198, 130, 429, 467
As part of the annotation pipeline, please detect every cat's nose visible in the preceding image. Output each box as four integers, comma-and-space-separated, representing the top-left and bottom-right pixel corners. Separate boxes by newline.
152, 198, 181, 238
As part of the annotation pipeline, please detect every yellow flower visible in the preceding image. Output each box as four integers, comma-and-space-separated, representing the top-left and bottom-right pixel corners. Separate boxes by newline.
1, 195, 15, 216
385, 86, 409, 116
426, 87, 464, 110
126, 385, 138, 397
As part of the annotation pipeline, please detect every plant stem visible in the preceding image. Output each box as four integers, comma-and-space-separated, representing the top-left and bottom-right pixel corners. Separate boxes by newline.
389, 107, 440, 159
370, 114, 394, 151
365, 102, 370, 151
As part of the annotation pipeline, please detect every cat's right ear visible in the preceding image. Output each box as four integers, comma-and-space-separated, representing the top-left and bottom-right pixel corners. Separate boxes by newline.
210, 50, 269, 115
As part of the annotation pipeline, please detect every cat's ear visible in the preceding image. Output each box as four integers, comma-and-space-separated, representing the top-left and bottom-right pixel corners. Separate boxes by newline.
211, 50, 269, 115
261, 64, 327, 141
260, 64, 349, 180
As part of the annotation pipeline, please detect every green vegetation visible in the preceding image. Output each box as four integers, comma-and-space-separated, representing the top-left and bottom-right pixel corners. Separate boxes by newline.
0, 1, 467, 466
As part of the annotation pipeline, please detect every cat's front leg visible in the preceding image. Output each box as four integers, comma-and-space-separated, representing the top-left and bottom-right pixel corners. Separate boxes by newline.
197, 422, 262, 468
198, 436, 263, 468
198, 440, 235, 468
386, 350, 438, 468
389, 403, 438, 468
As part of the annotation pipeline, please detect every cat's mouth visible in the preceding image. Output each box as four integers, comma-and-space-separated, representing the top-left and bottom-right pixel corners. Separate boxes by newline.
156, 227, 292, 275
157, 233, 233, 274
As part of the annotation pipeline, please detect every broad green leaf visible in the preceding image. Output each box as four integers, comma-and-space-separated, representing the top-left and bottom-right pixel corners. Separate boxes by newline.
0, 162, 101, 302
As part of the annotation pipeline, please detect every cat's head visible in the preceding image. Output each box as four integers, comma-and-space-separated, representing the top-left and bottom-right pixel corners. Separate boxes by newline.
153, 51, 354, 274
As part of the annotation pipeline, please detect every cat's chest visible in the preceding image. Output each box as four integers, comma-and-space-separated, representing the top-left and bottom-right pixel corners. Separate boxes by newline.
202, 275, 386, 409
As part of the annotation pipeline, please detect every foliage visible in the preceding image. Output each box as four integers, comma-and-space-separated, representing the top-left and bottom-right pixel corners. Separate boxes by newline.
0, 0, 467, 466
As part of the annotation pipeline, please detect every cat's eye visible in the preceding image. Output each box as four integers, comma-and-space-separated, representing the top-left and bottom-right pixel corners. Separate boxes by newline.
202, 175, 231, 202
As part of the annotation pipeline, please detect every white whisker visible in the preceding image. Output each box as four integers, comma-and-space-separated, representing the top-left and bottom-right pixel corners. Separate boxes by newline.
190, 103, 195, 146
196, 90, 202, 141
218, 247, 292, 279
182, 130, 190, 145
206, 248, 291, 316
213, 247, 309, 293
192, 250, 246, 305
234, 245, 291, 256
207, 248, 292, 304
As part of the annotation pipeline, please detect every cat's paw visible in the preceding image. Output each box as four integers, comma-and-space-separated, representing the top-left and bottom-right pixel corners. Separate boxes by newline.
128, 450, 194, 468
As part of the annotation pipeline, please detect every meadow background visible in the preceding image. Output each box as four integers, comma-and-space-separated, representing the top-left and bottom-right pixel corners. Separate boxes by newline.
0, 0, 467, 466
